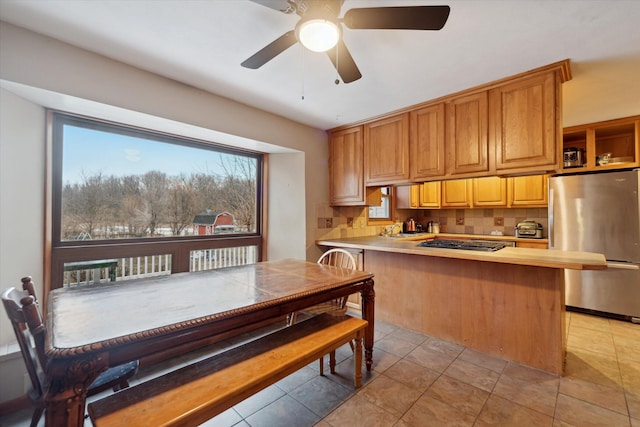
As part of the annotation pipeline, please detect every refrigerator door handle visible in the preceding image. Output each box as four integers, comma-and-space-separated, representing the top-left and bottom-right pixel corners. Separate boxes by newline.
606, 261, 640, 270
548, 188, 554, 249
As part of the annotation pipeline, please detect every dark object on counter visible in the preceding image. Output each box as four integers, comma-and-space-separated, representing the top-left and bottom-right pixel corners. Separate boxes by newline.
515, 220, 543, 238
418, 239, 506, 252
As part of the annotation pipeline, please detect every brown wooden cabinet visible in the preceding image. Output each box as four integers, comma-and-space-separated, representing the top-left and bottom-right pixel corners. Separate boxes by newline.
473, 176, 508, 207
508, 174, 549, 207
441, 179, 473, 208
419, 181, 442, 208
491, 70, 562, 174
410, 103, 446, 180
562, 115, 639, 172
364, 113, 410, 185
328, 126, 365, 206
446, 92, 490, 177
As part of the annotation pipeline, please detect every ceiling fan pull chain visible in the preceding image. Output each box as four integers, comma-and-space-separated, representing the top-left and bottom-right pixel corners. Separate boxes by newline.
335, 42, 340, 85
301, 47, 305, 100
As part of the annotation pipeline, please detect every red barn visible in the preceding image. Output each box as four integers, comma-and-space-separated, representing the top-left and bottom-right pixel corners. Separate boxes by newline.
192, 210, 235, 235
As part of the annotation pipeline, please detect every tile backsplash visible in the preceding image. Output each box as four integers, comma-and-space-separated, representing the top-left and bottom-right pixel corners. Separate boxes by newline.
315, 202, 548, 240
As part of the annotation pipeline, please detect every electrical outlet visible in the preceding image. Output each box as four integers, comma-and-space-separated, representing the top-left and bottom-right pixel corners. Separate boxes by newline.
325, 218, 333, 228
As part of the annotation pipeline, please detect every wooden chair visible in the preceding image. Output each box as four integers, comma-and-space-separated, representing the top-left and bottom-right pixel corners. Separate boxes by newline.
286, 249, 358, 374
287, 249, 358, 326
1, 277, 139, 427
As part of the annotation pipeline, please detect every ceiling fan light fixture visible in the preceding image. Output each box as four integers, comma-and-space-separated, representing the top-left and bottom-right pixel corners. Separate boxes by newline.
296, 18, 341, 52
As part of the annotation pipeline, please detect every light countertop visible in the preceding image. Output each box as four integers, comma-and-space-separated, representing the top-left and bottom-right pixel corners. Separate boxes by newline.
316, 235, 606, 270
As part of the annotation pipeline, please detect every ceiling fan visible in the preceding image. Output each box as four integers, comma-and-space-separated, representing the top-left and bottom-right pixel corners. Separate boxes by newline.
242, 0, 450, 83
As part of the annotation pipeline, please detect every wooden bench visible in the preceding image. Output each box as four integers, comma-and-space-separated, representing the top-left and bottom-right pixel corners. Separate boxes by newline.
88, 313, 368, 427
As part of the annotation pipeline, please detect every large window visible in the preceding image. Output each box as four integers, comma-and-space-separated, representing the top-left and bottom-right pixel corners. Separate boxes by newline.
48, 112, 264, 289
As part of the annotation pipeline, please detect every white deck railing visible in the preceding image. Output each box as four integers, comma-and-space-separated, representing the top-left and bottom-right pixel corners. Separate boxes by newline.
63, 246, 257, 287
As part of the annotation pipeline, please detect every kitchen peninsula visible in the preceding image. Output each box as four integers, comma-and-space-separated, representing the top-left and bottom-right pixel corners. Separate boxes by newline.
317, 235, 606, 375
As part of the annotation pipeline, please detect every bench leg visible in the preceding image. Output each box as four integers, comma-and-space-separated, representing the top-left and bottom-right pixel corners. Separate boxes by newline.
319, 355, 324, 376
329, 351, 336, 374
354, 332, 363, 388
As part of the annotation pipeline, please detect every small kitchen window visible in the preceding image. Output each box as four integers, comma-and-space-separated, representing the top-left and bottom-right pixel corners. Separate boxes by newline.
367, 186, 396, 224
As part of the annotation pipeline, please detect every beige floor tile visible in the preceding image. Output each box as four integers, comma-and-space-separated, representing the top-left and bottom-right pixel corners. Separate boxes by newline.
383, 359, 439, 392
559, 375, 627, 415
373, 334, 419, 358
399, 393, 476, 427
555, 393, 632, 427
620, 359, 640, 392
370, 348, 402, 374
443, 358, 500, 393
357, 374, 423, 417
626, 389, 640, 421
322, 394, 398, 427
569, 312, 612, 333
610, 320, 640, 340
404, 342, 457, 373
475, 395, 553, 426
567, 325, 616, 355
424, 374, 489, 417
422, 337, 465, 358
615, 335, 640, 364
564, 347, 623, 388
458, 347, 507, 374
493, 363, 559, 416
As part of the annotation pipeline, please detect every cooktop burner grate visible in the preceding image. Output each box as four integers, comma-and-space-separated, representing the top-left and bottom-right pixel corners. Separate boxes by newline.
418, 239, 506, 252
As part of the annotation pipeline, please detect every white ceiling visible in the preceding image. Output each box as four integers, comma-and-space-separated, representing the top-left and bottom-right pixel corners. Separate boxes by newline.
1, 0, 639, 130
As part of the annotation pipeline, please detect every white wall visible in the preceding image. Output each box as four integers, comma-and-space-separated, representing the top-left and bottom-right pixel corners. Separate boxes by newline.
0, 21, 328, 402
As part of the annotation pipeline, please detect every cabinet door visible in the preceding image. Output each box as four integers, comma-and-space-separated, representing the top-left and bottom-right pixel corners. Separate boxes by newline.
364, 113, 410, 185
329, 126, 365, 206
509, 175, 549, 207
446, 92, 490, 176
473, 176, 507, 207
441, 179, 472, 208
419, 182, 441, 208
410, 103, 446, 180
492, 71, 560, 172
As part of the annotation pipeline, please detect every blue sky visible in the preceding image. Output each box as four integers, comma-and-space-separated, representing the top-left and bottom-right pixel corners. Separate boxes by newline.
62, 125, 239, 185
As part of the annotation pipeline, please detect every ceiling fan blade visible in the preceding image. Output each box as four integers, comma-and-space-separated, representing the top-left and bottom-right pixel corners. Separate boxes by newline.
241, 30, 297, 69
248, 0, 296, 14
343, 6, 451, 30
327, 39, 362, 84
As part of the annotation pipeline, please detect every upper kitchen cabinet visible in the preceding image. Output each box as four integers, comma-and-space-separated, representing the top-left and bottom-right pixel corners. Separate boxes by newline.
364, 113, 410, 185
396, 182, 441, 209
473, 176, 508, 207
490, 68, 565, 174
410, 103, 446, 180
562, 115, 639, 172
329, 126, 366, 206
441, 179, 473, 208
508, 174, 549, 207
446, 92, 490, 177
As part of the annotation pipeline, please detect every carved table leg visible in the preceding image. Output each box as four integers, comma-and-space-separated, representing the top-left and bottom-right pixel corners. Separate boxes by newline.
45, 354, 107, 427
360, 278, 375, 371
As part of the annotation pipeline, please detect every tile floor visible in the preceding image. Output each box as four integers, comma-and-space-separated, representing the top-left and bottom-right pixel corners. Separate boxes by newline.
1, 311, 638, 427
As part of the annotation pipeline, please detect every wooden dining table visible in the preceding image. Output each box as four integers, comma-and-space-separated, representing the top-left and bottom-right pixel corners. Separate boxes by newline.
44, 258, 375, 427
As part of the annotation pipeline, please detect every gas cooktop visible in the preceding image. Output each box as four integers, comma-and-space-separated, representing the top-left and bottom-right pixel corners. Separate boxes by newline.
418, 239, 506, 252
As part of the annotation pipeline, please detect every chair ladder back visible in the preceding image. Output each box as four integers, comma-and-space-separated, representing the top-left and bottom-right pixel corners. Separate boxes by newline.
1, 288, 45, 399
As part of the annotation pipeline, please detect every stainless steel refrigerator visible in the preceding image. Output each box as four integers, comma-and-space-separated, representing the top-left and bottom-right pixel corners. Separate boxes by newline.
549, 169, 640, 322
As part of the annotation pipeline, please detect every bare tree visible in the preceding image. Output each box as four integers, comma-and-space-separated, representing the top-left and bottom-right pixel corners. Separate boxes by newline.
167, 175, 197, 235
140, 171, 168, 235
62, 172, 109, 239
218, 156, 257, 232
